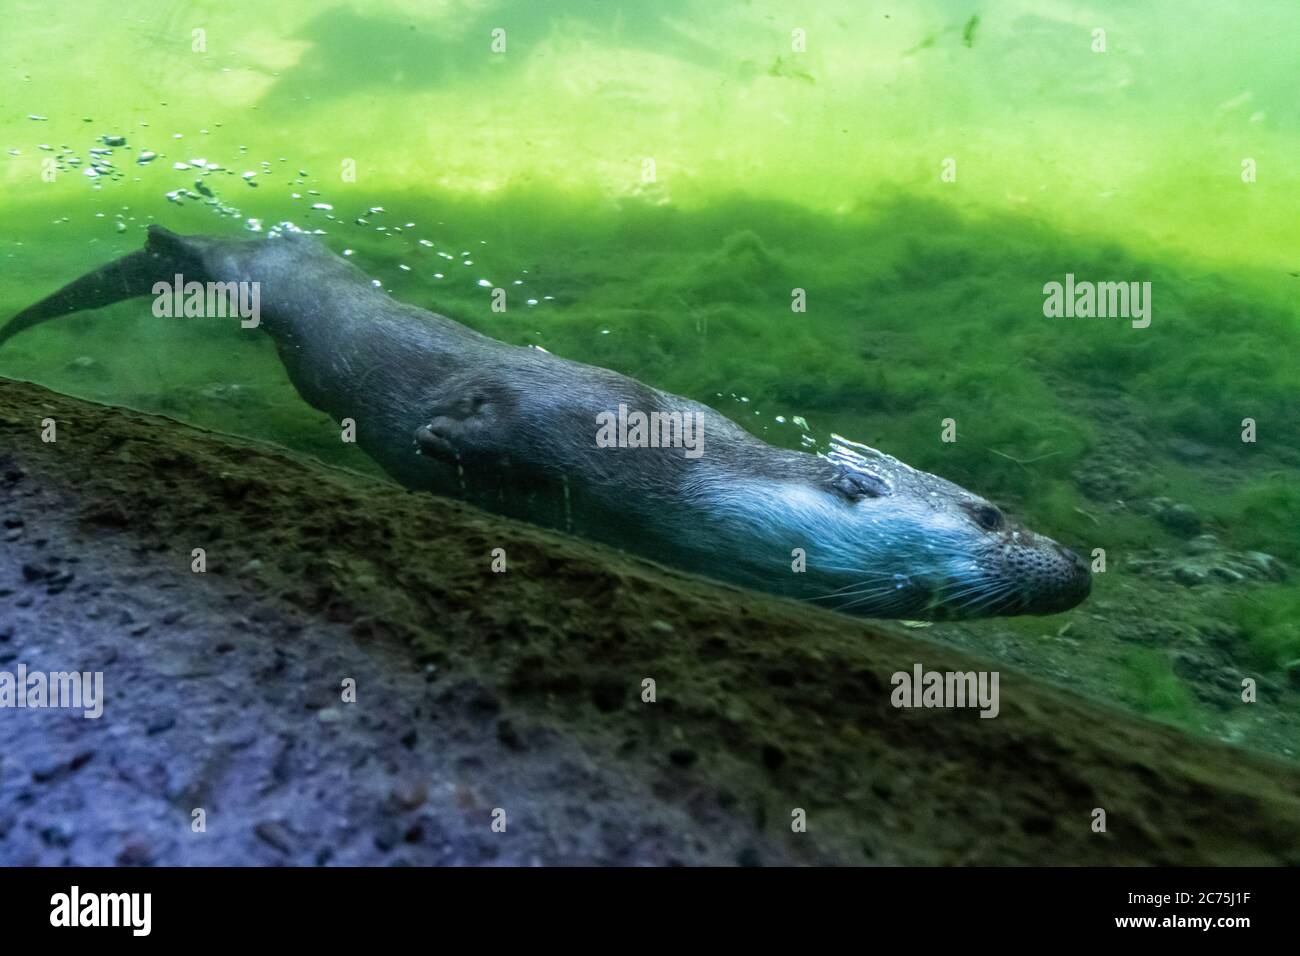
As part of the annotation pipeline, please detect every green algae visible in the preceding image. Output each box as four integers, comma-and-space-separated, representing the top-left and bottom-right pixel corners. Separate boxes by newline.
0, 0, 1297, 757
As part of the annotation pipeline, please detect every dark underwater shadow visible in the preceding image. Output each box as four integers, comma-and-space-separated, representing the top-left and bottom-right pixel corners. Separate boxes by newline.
257, 0, 721, 111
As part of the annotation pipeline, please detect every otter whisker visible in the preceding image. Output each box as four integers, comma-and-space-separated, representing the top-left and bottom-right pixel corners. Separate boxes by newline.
839, 587, 920, 614
807, 583, 896, 604
958, 583, 1018, 616
809, 564, 908, 579
934, 581, 996, 603
814, 572, 913, 597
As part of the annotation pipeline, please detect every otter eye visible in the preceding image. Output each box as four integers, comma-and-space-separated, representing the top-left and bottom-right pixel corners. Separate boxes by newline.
971, 504, 1004, 531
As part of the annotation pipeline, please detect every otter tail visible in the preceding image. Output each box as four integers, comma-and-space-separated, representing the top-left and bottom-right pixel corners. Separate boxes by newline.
0, 226, 206, 349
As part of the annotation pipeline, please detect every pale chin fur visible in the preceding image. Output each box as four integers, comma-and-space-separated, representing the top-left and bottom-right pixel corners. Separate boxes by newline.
693, 478, 1006, 620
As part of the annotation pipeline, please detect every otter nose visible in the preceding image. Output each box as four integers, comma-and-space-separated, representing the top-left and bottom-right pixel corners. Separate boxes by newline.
1054, 543, 1092, 607
1055, 543, 1086, 571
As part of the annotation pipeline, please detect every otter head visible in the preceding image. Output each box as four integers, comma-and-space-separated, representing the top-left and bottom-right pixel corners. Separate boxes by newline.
803, 436, 1090, 620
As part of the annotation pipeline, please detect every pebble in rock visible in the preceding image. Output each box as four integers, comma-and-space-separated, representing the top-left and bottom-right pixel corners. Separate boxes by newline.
117, 839, 154, 866
254, 820, 294, 854
388, 780, 428, 811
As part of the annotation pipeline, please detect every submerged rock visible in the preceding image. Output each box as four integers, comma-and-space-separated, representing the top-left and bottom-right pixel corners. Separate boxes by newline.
1149, 497, 1202, 537
1143, 540, 1286, 588
4, 375, 1300, 866
66, 355, 105, 377
1168, 438, 1213, 462
1243, 551, 1288, 581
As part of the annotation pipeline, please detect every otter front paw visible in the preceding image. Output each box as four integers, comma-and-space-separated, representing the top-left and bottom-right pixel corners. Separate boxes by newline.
412, 388, 503, 464
413, 420, 461, 461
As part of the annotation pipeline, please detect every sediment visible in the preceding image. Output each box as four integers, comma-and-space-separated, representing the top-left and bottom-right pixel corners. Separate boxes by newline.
1, 376, 1297, 865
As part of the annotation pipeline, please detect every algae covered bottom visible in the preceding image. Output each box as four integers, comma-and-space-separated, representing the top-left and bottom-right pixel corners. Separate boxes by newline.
3, 378, 1299, 864
0, 0, 1298, 860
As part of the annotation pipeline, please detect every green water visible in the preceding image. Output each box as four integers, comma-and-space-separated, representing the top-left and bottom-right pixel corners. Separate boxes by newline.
2, 1, 1298, 755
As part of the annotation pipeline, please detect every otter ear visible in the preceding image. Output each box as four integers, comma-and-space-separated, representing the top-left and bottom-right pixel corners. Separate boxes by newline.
828, 466, 890, 501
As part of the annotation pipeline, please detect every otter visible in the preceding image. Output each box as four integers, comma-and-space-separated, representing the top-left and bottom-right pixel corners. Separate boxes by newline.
1, 226, 1090, 620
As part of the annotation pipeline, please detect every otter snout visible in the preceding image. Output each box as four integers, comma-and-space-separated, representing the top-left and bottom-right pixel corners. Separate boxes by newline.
1020, 539, 1091, 615
1055, 543, 1087, 572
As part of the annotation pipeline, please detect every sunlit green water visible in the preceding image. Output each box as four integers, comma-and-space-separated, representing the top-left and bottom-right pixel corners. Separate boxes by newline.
2, 0, 1298, 754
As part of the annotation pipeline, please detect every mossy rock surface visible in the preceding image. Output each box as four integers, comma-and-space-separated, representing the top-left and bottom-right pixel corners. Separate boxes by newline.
2, 377, 1299, 864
